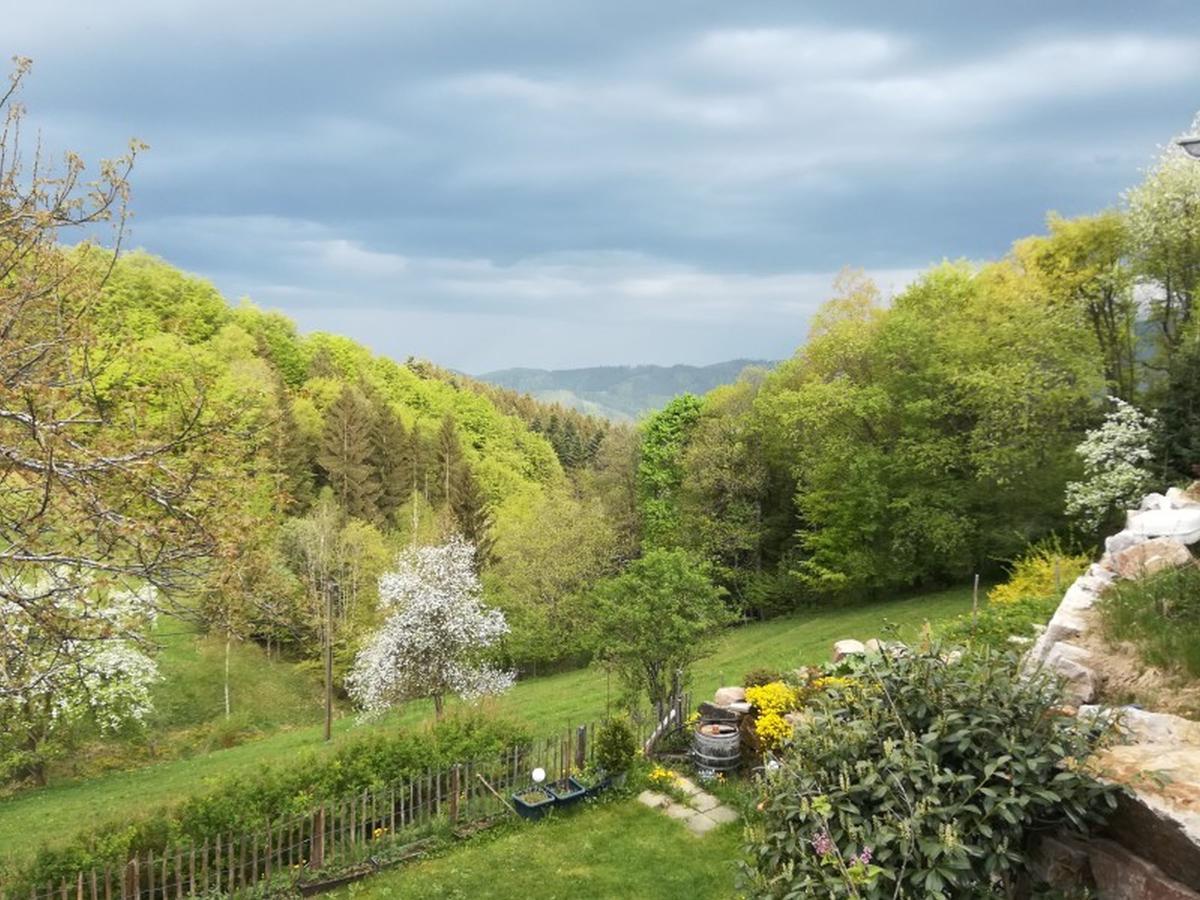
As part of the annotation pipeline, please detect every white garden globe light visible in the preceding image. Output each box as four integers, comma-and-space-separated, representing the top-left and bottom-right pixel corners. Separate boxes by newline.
1178, 135, 1200, 159
532, 767, 546, 784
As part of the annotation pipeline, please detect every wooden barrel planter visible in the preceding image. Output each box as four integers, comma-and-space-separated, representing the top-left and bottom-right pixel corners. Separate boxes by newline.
692, 722, 741, 773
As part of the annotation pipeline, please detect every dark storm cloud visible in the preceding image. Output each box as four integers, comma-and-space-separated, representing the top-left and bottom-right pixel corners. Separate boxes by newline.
7, 0, 1200, 370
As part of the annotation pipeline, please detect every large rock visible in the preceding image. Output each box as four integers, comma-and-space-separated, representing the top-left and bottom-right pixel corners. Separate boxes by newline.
713, 686, 746, 708
1112, 538, 1194, 580
1043, 641, 1098, 704
697, 701, 739, 723
1127, 507, 1200, 546
1029, 832, 1092, 891
1089, 838, 1200, 899
1093, 741, 1200, 890
1107, 529, 1148, 556
832, 639, 866, 661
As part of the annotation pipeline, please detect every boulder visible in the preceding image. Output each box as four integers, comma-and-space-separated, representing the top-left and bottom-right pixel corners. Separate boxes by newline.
1029, 832, 1092, 891
726, 701, 751, 715
1089, 838, 1200, 898
832, 639, 866, 661
1107, 529, 1147, 556
1043, 641, 1098, 704
1167, 485, 1200, 508
713, 686, 746, 707
1127, 507, 1200, 546
1112, 538, 1194, 580
1142, 492, 1171, 511
697, 701, 740, 723
1093, 742, 1200, 889
864, 638, 883, 653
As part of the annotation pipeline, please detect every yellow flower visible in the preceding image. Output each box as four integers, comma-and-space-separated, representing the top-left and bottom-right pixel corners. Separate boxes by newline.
745, 682, 798, 716
754, 711, 794, 750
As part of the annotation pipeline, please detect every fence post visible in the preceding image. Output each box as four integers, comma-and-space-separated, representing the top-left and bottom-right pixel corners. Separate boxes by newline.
575, 725, 587, 771
449, 765, 461, 825
311, 807, 325, 869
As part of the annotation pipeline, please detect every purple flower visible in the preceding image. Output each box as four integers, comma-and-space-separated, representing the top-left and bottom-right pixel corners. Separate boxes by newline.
810, 831, 834, 856
855, 847, 873, 866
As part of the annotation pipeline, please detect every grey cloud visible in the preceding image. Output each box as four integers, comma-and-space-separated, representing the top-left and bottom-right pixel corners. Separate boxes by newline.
8, 1, 1200, 368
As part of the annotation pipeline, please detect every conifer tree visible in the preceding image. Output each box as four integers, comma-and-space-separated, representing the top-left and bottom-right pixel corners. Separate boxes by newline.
452, 462, 496, 567
371, 398, 413, 524
318, 385, 381, 520
270, 372, 313, 514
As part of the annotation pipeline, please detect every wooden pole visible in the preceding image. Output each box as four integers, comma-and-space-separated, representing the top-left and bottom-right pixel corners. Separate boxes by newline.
311, 807, 325, 869
972, 573, 980, 629
449, 765, 461, 825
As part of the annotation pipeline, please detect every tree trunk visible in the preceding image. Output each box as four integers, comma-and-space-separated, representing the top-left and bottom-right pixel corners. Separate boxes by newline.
433, 694, 444, 720
324, 585, 334, 742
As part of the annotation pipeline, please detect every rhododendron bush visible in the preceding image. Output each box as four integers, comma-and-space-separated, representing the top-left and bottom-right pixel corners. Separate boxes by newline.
740, 646, 1117, 898
347, 537, 514, 718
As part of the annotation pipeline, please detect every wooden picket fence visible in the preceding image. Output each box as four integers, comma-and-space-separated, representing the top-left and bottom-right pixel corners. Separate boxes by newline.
8, 699, 692, 900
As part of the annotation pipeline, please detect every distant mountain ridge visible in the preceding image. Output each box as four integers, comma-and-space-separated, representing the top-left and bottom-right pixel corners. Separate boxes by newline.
477, 359, 775, 421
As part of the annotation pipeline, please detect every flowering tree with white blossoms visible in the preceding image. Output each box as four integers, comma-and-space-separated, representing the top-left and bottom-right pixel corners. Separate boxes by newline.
1065, 398, 1160, 530
346, 537, 514, 720
0, 574, 160, 785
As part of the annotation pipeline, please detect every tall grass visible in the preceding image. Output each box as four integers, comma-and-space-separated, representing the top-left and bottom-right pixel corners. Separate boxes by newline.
1101, 563, 1200, 675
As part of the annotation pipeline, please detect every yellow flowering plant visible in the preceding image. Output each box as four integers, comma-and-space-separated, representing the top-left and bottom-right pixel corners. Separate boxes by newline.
745, 681, 798, 716
754, 711, 793, 750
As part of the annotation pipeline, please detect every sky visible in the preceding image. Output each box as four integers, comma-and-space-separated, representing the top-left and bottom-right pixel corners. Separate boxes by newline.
7, 1, 1200, 372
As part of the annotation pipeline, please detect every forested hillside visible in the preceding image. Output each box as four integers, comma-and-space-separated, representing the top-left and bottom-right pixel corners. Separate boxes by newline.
478, 360, 773, 421
636, 156, 1200, 617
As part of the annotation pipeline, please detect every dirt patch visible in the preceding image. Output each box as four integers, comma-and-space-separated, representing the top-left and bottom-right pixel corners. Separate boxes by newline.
1082, 623, 1200, 719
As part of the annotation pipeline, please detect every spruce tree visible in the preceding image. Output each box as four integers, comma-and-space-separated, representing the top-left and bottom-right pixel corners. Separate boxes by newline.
270, 371, 313, 514
432, 414, 494, 565
318, 385, 381, 520
371, 398, 413, 524
451, 461, 495, 568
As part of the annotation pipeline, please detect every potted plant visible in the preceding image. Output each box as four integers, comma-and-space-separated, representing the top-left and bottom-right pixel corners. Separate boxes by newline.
548, 776, 588, 807
569, 764, 611, 798
595, 717, 636, 788
511, 785, 556, 820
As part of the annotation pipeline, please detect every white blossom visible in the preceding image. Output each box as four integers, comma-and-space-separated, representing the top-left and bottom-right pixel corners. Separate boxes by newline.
0, 573, 161, 758
1064, 398, 1159, 529
346, 537, 514, 717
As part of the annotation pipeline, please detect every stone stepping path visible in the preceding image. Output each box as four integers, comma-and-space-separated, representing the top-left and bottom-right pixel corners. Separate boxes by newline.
637, 775, 738, 836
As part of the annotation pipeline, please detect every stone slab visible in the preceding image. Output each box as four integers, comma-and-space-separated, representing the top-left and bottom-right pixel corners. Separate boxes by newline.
690, 791, 721, 812
685, 812, 718, 836
637, 790, 669, 810
707, 805, 739, 825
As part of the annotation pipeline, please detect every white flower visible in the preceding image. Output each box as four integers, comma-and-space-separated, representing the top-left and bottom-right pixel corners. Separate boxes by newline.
1065, 398, 1159, 529
346, 536, 515, 717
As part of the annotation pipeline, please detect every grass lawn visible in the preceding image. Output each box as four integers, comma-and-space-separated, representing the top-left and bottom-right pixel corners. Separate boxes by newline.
0, 585, 971, 866
333, 799, 743, 900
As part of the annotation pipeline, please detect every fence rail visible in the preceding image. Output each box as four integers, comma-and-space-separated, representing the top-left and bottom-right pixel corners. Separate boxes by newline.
5, 698, 692, 900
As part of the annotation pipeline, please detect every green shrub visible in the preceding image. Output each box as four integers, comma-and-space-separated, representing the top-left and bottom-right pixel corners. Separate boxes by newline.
8, 714, 529, 890
1100, 563, 1200, 676
940, 594, 1060, 651
740, 646, 1118, 899
742, 667, 783, 689
940, 541, 1089, 650
988, 542, 1090, 606
594, 718, 636, 775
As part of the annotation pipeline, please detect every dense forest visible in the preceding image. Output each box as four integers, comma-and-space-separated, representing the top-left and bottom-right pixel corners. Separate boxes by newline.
637, 153, 1200, 616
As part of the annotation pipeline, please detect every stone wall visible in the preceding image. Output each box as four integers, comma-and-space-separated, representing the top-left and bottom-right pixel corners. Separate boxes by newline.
1026, 485, 1200, 899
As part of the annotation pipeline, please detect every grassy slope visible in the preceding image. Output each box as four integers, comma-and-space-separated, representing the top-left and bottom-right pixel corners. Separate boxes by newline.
335, 800, 741, 900
0, 586, 970, 863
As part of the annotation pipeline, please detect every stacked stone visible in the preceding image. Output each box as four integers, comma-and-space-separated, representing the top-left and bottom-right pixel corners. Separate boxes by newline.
1026, 485, 1200, 705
